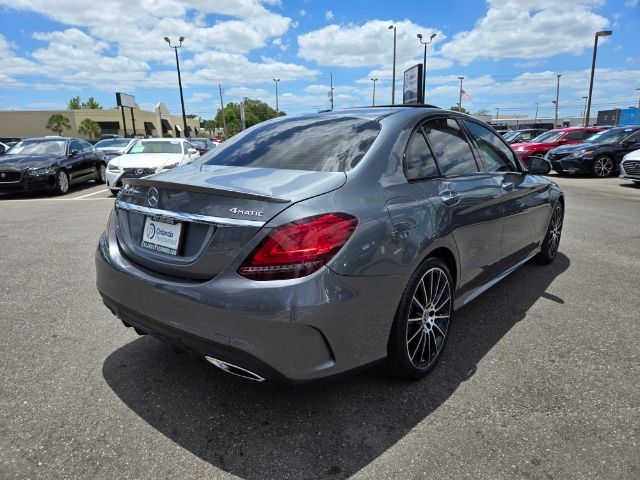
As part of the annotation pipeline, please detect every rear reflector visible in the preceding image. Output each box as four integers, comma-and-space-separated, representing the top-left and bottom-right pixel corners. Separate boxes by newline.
238, 213, 358, 280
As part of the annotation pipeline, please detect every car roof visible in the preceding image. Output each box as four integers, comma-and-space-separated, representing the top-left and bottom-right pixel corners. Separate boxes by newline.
550, 126, 601, 133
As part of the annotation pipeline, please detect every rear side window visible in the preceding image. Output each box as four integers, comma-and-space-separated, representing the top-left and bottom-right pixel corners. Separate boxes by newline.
464, 121, 518, 172
200, 116, 380, 172
405, 131, 439, 180
564, 130, 592, 141
423, 118, 478, 176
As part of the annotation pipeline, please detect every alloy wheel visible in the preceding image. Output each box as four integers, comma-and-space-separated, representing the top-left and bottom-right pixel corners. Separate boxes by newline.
548, 203, 563, 257
405, 267, 451, 369
593, 157, 613, 177
99, 164, 106, 183
57, 171, 69, 193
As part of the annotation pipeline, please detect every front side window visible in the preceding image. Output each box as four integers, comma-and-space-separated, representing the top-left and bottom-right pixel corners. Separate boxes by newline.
423, 118, 478, 176
464, 121, 517, 172
200, 116, 380, 172
80, 140, 93, 152
404, 130, 439, 180
531, 131, 564, 143
69, 140, 82, 153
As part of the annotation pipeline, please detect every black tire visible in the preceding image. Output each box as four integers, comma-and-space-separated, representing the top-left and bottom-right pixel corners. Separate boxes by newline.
386, 257, 453, 380
534, 201, 563, 264
591, 156, 614, 177
54, 169, 69, 195
109, 189, 119, 196
97, 163, 107, 183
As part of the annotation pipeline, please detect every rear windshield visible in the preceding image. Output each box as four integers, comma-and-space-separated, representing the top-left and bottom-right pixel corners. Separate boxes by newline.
199, 116, 380, 172
95, 138, 130, 148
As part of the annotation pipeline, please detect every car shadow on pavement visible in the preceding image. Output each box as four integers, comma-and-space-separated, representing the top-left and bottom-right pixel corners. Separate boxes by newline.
0, 180, 104, 200
103, 253, 570, 480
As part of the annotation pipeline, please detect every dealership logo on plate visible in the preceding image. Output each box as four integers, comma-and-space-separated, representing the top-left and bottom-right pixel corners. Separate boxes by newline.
146, 223, 156, 239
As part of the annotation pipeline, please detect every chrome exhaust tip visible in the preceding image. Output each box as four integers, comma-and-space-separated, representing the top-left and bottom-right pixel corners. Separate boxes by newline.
205, 356, 266, 382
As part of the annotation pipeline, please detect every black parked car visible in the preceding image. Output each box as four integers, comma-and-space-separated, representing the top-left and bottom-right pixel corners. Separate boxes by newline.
0, 137, 106, 194
546, 126, 640, 177
187, 137, 216, 155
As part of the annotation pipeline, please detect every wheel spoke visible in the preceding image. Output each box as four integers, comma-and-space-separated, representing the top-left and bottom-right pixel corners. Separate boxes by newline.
412, 296, 426, 312
410, 331, 424, 361
430, 330, 439, 356
408, 317, 423, 323
408, 326, 422, 344
434, 293, 451, 312
418, 331, 427, 365
420, 279, 428, 305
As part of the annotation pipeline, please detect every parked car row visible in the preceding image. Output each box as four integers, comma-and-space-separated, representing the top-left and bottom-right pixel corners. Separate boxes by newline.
0, 135, 212, 195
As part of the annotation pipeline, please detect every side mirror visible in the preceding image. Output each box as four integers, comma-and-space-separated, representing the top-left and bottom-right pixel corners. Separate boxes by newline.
69, 150, 79, 157
187, 148, 198, 155
528, 156, 552, 175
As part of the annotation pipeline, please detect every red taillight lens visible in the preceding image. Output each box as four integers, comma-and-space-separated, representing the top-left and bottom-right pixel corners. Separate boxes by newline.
238, 213, 359, 281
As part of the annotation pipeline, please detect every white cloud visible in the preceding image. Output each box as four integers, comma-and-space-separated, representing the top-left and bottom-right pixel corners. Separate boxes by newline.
187, 92, 213, 103
625, 0, 638, 7
298, 19, 446, 68
325, 11, 334, 20
441, 0, 609, 64
299, 9, 306, 16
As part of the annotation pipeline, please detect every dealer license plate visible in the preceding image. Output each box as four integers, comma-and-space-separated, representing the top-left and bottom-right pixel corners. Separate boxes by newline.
141, 215, 183, 256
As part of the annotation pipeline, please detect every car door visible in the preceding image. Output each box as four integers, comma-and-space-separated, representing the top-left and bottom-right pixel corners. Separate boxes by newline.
66, 140, 86, 182
79, 140, 99, 178
463, 120, 552, 269
414, 116, 505, 294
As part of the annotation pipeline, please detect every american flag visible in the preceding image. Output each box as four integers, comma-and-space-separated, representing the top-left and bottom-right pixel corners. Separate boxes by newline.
461, 89, 470, 100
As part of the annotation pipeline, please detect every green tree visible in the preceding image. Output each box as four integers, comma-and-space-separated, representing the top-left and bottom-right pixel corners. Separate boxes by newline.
450, 105, 469, 114
213, 98, 283, 138
82, 97, 103, 109
78, 118, 102, 139
68, 96, 82, 109
474, 109, 489, 115
46, 114, 71, 136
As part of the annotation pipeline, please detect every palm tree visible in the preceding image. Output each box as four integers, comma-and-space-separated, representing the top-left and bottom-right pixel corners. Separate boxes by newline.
82, 97, 103, 109
78, 118, 102, 139
46, 114, 71, 136
67, 96, 82, 109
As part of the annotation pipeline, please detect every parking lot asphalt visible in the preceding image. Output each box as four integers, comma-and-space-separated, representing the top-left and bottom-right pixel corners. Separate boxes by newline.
1, 176, 638, 480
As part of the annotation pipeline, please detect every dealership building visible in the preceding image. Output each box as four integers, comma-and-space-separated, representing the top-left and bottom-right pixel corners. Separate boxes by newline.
0, 102, 201, 141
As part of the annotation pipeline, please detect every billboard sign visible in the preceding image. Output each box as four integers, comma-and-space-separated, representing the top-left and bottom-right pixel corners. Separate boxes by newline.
116, 92, 136, 109
403, 64, 423, 105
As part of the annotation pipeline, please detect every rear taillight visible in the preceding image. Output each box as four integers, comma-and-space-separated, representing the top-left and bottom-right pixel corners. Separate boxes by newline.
238, 213, 359, 281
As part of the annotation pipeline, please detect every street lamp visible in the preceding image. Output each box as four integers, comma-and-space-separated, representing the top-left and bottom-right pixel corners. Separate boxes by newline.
164, 36, 188, 137
457, 76, 464, 109
370, 78, 378, 106
495, 107, 500, 120
554, 74, 561, 127
584, 30, 613, 126
417, 32, 437, 103
273, 78, 280, 114
388, 25, 397, 105
535, 102, 539, 124
636, 87, 640, 126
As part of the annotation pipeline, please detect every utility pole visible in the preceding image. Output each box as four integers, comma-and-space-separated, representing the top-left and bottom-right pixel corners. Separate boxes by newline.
535, 103, 539, 124
329, 72, 334, 110
554, 74, 561, 127
585, 30, 613, 126
636, 88, 640, 126
458, 76, 464, 109
273, 78, 280, 114
495, 107, 500, 121
581, 96, 588, 122
218, 83, 228, 138
371, 78, 378, 106
389, 25, 397, 105
240, 101, 246, 131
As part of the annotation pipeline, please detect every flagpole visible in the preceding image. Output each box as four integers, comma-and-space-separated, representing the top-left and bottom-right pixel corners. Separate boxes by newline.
458, 76, 464, 109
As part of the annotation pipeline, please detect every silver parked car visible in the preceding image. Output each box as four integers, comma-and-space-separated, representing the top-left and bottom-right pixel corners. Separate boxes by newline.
96, 107, 563, 384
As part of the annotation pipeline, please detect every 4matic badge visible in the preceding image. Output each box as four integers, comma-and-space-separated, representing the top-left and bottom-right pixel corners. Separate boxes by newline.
229, 207, 264, 217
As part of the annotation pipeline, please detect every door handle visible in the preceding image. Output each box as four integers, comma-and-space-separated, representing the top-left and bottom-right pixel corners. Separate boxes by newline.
440, 191, 461, 206
501, 182, 514, 191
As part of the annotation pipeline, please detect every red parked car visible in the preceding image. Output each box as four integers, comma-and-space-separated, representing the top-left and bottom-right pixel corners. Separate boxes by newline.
511, 127, 602, 164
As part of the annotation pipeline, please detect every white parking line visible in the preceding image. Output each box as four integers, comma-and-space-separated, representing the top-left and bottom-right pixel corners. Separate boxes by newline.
69, 188, 110, 200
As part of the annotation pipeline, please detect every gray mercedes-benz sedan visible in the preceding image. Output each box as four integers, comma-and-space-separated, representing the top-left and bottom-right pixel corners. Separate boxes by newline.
96, 106, 564, 384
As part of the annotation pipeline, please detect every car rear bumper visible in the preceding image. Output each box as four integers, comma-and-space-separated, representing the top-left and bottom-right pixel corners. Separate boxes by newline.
95, 228, 407, 384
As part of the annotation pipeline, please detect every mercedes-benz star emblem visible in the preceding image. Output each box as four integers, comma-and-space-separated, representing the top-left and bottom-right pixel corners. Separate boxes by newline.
135, 168, 144, 175
147, 187, 159, 207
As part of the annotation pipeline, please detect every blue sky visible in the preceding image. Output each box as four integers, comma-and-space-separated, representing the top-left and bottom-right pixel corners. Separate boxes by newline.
1, 0, 639, 121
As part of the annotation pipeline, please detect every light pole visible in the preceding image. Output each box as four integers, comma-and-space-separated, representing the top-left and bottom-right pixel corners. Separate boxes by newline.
457, 76, 464, 109
535, 102, 539, 124
495, 107, 500, 121
273, 78, 280, 114
636, 88, 640, 125
370, 78, 378, 106
164, 36, 188, 137
554, 74, 561, 127
417, 33, 437, 103
585, 30, 613, 127
581, 96, 589, 121
388, 25, 397, 105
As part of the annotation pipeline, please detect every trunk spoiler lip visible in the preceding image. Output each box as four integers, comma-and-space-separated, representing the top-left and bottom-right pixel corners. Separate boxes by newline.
122, 177, 292, 204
